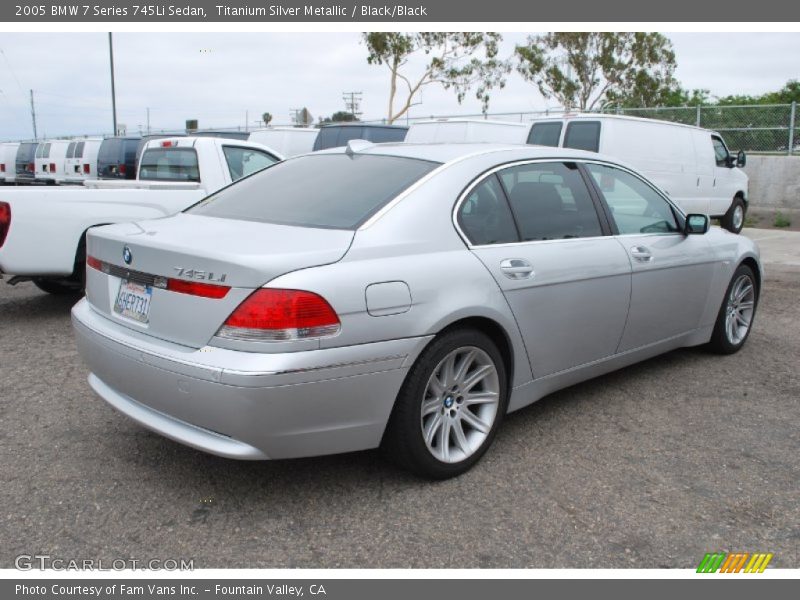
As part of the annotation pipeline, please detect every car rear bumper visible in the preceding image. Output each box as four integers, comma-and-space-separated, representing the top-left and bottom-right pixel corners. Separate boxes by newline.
72, 298, 432, 460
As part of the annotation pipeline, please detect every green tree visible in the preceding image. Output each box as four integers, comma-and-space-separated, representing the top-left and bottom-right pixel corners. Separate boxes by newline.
515, 33, 677, 110
262, 112, 273, 126
318, 111, 358, 125
363, 32, 510, 123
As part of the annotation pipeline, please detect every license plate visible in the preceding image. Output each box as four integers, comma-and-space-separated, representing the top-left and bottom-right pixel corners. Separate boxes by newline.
113, 280, 153, 324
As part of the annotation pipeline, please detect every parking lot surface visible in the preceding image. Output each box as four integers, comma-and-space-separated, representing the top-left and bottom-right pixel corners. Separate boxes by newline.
1, 229, 797, 569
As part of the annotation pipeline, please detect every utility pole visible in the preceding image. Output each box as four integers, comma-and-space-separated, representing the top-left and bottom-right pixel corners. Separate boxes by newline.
146, 107, 150, 134
342, 91, 363, 119
108, 33, 118, 135
29, 89, 38, 140
245, 110, 249, 132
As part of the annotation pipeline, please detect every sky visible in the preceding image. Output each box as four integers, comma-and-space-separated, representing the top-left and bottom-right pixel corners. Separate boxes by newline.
0, 32, 798, 141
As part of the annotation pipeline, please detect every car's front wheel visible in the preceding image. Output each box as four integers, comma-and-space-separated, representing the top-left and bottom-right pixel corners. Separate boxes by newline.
708, 264, 758, 354
382, 328, 508, 479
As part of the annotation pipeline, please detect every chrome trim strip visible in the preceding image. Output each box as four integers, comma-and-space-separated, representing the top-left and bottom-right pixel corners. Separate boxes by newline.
451, 157, 689, 249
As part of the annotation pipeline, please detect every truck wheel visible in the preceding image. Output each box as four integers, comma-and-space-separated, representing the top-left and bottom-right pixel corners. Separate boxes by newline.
722, 196, 746, 234
33, 279, 82, 296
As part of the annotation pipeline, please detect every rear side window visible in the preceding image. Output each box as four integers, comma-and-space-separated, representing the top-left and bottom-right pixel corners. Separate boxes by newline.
527, 122, 563, 147
35, 144, 45, 158
139, 148, 200, 181
458, 174, 518, 245
499, 162, 603, 241
66, 142, 77, 159
42, 143, 52, 159
190, 154, 438, 230
564, 122, 601, 152
222, 146, 278, 181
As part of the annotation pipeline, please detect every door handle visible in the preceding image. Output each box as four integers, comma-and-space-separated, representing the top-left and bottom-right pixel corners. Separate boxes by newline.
500, 258, 534, 280
630, 246, 653, 262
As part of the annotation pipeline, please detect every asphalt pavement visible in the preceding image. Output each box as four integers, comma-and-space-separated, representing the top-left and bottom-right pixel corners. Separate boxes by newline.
1, 229, 797, 569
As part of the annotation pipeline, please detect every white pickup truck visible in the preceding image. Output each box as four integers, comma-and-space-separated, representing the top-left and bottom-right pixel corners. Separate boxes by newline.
0, 136, 282, 294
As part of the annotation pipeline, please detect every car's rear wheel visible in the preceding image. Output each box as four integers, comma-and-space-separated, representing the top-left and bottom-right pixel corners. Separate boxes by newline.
708, 264, 758, 354
382, 328, 508, 479
722, 196, 746, 234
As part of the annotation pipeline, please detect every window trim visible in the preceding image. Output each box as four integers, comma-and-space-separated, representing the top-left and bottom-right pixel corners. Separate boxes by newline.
580, 160, 686, 237
452, 158, 615, 248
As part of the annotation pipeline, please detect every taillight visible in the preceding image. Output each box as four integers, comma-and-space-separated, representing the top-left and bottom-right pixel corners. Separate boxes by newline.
161, 140, 174, 147
49, 163, 56, 172
118, 164, 127, 175
217, 289, 340, 342
0, 202, 11, 248
83, 163, 90, 174
86, 255, 102, 271
0, 164, 5, 172
27, 163, 34, 172
167, 278, 229, 299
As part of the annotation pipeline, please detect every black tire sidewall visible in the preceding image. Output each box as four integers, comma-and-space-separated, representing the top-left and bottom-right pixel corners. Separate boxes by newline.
722, 197, 746, 234
710, 264, 758, 354
386, 328, 509, 479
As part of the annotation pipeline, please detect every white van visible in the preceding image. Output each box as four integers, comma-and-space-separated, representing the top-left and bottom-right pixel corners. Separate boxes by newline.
64, 138, 103, 184
34, 140, 71, 185
528, 114, 749, 233
248, 127, 319, 157
405, 119, 529, 144
0, 142, 20, 184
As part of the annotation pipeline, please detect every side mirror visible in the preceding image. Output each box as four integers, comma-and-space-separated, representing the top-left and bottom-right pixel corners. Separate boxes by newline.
736, 150, 746, 168
684, 214, 710, 235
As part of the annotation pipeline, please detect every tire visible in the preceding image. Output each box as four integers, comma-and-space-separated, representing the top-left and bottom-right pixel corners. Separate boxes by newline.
382, 328, 508, 479
33, 278, 82, 296
722, 196, 746, 234
707, 264, 758, 354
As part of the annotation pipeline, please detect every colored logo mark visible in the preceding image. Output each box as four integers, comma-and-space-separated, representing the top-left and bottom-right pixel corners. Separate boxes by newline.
697, 552, 774, 573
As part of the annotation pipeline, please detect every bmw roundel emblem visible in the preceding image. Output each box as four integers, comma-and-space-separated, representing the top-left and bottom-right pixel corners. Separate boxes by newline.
122, 246, 132, 265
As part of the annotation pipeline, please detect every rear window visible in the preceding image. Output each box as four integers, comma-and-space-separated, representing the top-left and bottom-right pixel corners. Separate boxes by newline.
17, 143, 37, 161
564, 121, 601, 152
66, 142, 77, 159
74, 141, 85, 158
139, 148, 200, 181
98, 138, 122, 162
528, 122, 563, 147
189, 154, 438, 230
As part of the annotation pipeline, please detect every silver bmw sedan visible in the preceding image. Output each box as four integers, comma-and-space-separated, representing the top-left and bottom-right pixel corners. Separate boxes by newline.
72, 142, 761, 478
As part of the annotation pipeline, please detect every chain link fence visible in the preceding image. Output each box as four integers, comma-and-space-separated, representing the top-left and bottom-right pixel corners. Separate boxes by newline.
371, 102, 799, 155
7, 103, 799, 155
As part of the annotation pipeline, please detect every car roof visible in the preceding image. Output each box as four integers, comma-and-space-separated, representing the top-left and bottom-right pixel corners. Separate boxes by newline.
319, 141, 617, 166
533, 112, 715, 133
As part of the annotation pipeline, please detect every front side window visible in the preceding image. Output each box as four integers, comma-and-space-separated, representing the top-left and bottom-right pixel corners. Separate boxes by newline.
498, 162, 603, 241
586, 163, 680, 235
458, 174, 518, 245
527, 122, 563, 147
564, 121, 601, 152
189, 154, 439, 230
222, 146, 278, 182
139, 148, 200, 182
712, 136, 729, 167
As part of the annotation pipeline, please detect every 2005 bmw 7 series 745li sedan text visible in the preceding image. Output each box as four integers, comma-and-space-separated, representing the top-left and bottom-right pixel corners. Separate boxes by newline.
72, 142, 762, 478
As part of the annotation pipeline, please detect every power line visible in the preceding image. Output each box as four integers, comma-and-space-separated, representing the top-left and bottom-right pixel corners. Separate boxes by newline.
342, 91, 363, 118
